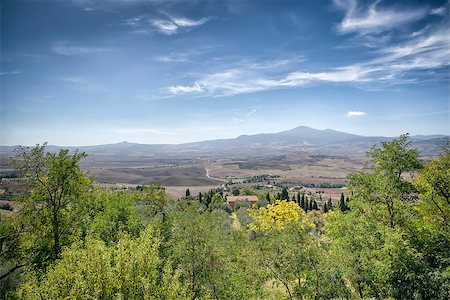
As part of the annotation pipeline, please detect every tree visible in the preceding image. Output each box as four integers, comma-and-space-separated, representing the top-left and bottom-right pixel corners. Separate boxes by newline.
312, 200, 318, 210
281, 188, 289, 200
248, 200, 306, 232
231, 188, 240, 196
300, 194, 305, 211
327, 198, 332, 210
326, 135, 444, 299
413, 147, 450, 223
185, 188, 191, 197
19, 225, 191, 299
211, 193, 224, 204
339, 193, 348, 212
347, 134, 421, 227
14, 143, 91, 263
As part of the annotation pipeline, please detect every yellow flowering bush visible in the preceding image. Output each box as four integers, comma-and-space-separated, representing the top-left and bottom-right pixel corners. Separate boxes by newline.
248, 200, 306, 231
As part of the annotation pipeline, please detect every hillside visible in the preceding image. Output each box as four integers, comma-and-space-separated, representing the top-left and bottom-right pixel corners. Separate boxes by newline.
1, 126, 447, 158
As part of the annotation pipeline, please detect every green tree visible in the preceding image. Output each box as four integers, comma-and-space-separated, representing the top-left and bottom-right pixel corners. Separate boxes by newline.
19, 225, 191, 299
339, 192, 348, 212
14, 143, 92, 264
327, 135, 443, 299
347, 134, 421, 227
185, 188, 191, 197
211, 193, 224, 204
300, 194, 305, 211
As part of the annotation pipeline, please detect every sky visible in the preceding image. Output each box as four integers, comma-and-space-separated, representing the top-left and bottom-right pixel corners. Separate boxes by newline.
1, 0, 449, 146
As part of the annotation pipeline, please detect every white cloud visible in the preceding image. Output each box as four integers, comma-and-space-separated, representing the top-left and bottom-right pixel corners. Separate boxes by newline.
166, 82, 204, 94
125, 13, 211, 35
52, 43, 110, 55
151, 15, 211, 35
170, 16, 210, 27
164, 21, 450, 97
151, 20, 179, 35
431, 6, 447, 16
346, 111, 367, 117
333, 0, 427, 35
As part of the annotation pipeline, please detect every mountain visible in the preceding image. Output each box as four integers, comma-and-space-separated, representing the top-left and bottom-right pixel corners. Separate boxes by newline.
0, 126, 447, 157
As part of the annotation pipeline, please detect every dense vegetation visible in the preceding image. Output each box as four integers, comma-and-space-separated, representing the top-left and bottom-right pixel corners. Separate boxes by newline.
0, 135, 449, 299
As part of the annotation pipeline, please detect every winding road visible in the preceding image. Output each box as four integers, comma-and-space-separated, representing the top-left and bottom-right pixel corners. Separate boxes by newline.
205, 168, 228, 183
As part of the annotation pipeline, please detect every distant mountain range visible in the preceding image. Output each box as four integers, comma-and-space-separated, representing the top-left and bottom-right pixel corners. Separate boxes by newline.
1, 126, 448, 157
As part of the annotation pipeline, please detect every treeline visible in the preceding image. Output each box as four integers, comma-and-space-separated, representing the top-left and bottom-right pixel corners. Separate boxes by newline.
0, 135, 449, 299
275, 182, 346, 189
241, 174, 280, 183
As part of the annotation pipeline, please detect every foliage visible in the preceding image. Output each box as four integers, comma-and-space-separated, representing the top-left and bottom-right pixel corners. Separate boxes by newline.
233, 200, 251, 211
249, 200, 306, 232
235, 207, 253, 229
2, 137, 449, 299
19, 225, 191, 299
13, 143, 92, 266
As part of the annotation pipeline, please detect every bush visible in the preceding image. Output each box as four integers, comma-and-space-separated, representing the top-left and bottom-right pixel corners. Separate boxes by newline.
0, 203, 13, 211
210, 202, 232, 213
236, 207, 253, 228
234, 200, 251, 211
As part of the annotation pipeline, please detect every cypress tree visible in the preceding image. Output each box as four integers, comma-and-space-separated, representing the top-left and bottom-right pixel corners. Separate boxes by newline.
281, 188, 289, 200
327, 197, 333, 210
312, 200, 318, 210
339, 193, 344, 210
265, 192, 270, 202
198, 192, 202, 202
300, 194, 305, 211
323, 202, 328, 213
185, 188, 191, 197
309, 199, 313, 211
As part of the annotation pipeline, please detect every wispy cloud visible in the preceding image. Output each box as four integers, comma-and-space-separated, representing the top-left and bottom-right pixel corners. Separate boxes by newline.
152, 15, 211, 35
167, 82, 204, 94
431, 5, 447, 16
333, 0, 428, 35
151, 20, 179, 35
154, 46, 215, 63
346, 111, 366, 117
165, 64, 372, 97
124, 13, 211, 35
57, 76, 110, 92
52, 43, 111, 56
163, 3, 449, 98
0, 71, 21, 76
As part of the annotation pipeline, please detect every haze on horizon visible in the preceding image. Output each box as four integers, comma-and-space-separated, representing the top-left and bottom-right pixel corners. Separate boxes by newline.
1, 0, 449, 146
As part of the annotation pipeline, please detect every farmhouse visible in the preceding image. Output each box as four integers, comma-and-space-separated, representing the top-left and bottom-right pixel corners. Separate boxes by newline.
226, 195, 259, 209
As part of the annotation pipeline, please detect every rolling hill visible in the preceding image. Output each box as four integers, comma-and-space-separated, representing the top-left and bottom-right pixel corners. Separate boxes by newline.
0, 126, 447, 158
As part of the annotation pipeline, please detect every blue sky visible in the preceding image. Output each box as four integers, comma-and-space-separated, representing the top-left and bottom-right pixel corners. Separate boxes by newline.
1, 0, 449, 146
